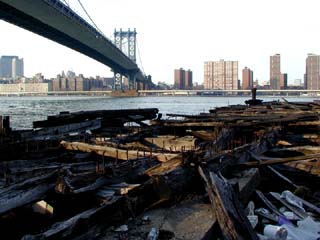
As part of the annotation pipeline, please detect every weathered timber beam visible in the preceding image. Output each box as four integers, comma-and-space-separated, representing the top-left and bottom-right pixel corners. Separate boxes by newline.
162, 121, 224, 127
60, 141, 180, 162
191, 130, 217, 141
255, 190, 284, 217
144, 158, 183, 176
199, 128, 236, 152
228, 168, 260, 205
270, 192, 309, 219
0, 183, 55, 216
198, 167, 258, 240
288, 121, 320, 126
112, 126, 161, 145
202, 128, 280, 170
55, 176, 109, 195
126, 115, 149, 127
143, 136, 197, 152
22, 197, 122, 240
22, 119, 101, 141
23, 166, 197, 240
33, 108, 159, 128
2, 161, 97, 185
239, 153, 320, 168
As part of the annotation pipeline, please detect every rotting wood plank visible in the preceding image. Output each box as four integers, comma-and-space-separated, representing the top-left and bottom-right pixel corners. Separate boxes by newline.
22, 166, 197, 240
0, 171, 57, 215
2, 160, 97, 185
0, 171, 56, 195
288, 120, 320, 126
0, 183, 55, 216
191, 130, 217, 141
60, 140, 180, 162
198, 167, 258, 240
55, 176, 109, 195
114, 135, 196, 153
265, 166, 298, 191
21, 119, 102, 141
33, 108, 159, 128
291, 192, 320, 215
285, 159, 320, 176
239, 153, 320, 168
161, 121, 224, 127
255, 190, 284, 217
144, 135, 197, 152
228, 168, 260, 204
2, 100, 320, 239
269, 192, 309, 219
111, 126, 161, 145
22, 197, 122, 240
144, 158, 183, 176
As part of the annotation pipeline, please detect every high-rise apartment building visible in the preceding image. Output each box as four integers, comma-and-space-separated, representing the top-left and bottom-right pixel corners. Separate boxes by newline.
174, 68, 185, 89
12, 57, 24, 79
270, 54, 281, 90
242, 67, 253, 90
0, 56, 24, 79
204, 60, 238, 90
280, 73, 288, 89
174, 68, 193, 90
185, 70, 193, 90
0, 56, 14, 78
305, 53, 320, 90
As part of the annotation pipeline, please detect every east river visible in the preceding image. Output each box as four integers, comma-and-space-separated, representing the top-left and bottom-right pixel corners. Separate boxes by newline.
0, 95, 318, 129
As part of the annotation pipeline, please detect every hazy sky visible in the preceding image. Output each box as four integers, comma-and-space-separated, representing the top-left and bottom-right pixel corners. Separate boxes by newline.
1, 0, 320, 84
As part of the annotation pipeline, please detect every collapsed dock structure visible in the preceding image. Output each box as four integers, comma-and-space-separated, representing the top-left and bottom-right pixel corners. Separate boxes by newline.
0, 98, 320, 240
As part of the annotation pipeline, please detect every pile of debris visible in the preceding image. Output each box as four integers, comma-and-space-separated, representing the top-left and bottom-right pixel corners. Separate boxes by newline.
0, 100, 319, 240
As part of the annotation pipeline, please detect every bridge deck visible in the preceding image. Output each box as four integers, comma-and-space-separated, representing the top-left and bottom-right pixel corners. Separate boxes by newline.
0, 0, 144, 80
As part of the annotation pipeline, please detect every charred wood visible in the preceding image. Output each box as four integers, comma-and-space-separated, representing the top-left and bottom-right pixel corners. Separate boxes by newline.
198, 167, 258, 240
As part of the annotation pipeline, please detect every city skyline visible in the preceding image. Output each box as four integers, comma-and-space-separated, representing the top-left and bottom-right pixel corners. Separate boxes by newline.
1, 0, 320, 84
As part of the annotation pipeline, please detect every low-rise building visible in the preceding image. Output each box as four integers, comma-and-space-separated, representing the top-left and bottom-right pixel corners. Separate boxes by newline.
0, 83, 48, 93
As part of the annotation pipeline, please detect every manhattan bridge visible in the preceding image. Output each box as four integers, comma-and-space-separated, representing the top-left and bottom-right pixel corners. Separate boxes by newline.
0, 0, 153, 90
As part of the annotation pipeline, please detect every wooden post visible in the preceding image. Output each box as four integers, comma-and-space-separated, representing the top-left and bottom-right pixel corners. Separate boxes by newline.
102, 155, 105, 174
0, 115, 3, 135
116, 149, 118, 162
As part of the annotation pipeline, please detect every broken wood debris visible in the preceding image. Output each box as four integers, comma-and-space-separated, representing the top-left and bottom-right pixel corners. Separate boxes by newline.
0, 100, 319, 240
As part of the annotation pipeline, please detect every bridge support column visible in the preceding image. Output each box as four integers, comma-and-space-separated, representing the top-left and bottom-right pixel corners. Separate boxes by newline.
128, 73, 137, 90
137, 82, 145, 90
113, 72, 123, 90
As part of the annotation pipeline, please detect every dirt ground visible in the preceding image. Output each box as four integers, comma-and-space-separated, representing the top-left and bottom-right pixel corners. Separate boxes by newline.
99, 196, 215, 240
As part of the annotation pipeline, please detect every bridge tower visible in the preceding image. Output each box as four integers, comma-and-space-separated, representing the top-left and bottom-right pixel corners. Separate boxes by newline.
113, 28, 137, 90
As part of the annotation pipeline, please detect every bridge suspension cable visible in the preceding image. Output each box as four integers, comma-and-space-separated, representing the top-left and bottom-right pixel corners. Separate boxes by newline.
76, 0, 104, 36
136, 39, 145, 74
61, 0, 70, 7
60, 0, 105, 36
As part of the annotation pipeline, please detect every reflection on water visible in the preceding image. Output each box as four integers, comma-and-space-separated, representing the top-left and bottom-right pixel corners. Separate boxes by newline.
0, 96, 318, 129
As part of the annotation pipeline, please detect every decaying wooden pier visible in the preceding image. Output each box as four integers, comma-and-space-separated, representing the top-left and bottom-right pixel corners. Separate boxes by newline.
0, 98, 319, 240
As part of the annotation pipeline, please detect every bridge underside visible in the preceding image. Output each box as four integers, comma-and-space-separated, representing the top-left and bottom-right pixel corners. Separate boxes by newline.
0, 0, 145, 83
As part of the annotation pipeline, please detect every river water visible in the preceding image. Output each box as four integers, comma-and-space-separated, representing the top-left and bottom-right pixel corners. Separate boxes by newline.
0, 96, 318, 129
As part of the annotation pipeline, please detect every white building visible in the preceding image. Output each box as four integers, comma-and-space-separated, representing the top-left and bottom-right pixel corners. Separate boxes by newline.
204, 60, 238, 90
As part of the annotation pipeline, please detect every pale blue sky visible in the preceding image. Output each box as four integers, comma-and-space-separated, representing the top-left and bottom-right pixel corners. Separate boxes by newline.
1, 0, 320, 84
